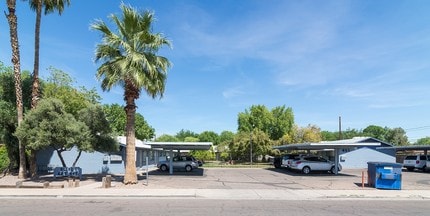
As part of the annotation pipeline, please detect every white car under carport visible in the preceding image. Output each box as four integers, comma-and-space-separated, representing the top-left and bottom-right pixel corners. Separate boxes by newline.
148, 141, 212, 174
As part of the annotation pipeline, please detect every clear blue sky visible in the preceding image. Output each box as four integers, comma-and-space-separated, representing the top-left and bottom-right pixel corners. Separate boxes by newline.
1, 0, 430, 142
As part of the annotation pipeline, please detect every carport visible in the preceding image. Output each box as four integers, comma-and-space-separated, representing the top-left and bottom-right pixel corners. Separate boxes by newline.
273, 139, 381, 174
377, 145, 430, 155
147, 142, 212, 174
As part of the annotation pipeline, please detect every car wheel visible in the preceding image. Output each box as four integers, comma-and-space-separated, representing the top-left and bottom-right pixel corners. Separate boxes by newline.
185, 165, 192, 172
330, 166, 337, 174
160, 165, 168, 172
302, 166, 311, 174
422, 165, 427, 172
407, 167, 414, 171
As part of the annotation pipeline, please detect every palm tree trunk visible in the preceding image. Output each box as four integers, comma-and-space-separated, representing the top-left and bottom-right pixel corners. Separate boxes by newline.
123, 94, 138, 184
29, 0, 43, 178
31, 0, 41, 109
6, 0, 27, 179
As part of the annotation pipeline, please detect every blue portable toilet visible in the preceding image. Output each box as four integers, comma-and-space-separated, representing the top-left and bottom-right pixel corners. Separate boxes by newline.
367, 162, 402, 190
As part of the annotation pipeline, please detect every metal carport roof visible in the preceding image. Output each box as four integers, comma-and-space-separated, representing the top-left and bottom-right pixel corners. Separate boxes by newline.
376, 145, 430, 154
146, 142, 212, 151
146, 142, 212, 174
273, 137, 382, 174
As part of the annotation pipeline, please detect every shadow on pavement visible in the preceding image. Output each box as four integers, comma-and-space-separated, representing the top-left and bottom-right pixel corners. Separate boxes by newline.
266, 167, 357, 177
147, 168, 205, 177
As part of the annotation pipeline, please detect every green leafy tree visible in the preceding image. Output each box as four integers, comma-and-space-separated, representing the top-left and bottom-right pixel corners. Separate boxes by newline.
238, 105, 272, 133
184, 137, 199, 142
103, 104, 155, 140
0, 63, 33, 110
302, 124, 322, 142
156, 134, 179, 142
416, 137, 430, 145
190, 149, 214, 161
217, 131, 235, 161
15, 99, 91, 167
238, 105, 295, 140
0, 63, 33, 171
43, 67, 96, 116
219, 131, 235, 143
270, 106, 294, 140
75, 104, 118, 167
0, 100, 18, 171
321, 131, 338, 141
198, 131, 219, 145
92, 3, 171, 184
6, 0, 27, 178
0, 145, 10, 173
363, 125, 387, 140
230, 130, 272, 162
385, 127, 409, 146
175, 129, 198, 141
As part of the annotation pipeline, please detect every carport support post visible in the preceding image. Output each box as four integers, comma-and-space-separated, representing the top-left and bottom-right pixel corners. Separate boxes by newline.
146, 156, 149, 186
169, 148, 173, 175
334, 149, 339, 175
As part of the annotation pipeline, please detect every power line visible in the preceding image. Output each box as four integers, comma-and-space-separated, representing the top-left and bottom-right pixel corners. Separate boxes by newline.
405, 126, 430, 132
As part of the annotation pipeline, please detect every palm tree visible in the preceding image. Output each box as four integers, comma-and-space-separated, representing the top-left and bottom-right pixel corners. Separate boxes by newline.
91, 3, 171, 184
6, 0, 26, 179
26, 0, 70, 177
27, 0, 70, 109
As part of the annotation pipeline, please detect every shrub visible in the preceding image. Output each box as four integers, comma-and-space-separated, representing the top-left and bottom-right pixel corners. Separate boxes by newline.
0, 145, 10, 173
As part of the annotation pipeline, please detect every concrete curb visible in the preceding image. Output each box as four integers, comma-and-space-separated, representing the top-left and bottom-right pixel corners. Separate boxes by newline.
1, 188, 430, 200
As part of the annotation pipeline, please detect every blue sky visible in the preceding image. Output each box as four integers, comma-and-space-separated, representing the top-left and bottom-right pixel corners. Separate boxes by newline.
1, 0, 430, 142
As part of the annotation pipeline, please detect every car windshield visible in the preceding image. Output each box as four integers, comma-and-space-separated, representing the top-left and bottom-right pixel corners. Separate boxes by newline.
405, 156, 417, 160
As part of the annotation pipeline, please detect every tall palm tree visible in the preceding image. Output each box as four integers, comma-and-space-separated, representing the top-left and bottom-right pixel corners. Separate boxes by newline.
26, 0, 70, 178
27, 0, 70, 109
6, 0, 26, 179
91, 3, 171, 184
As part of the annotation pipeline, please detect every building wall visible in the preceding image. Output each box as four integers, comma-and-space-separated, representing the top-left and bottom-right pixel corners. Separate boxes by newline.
339, 147, 396, 169
37, 147, 125, 174
37, 147, 162, 175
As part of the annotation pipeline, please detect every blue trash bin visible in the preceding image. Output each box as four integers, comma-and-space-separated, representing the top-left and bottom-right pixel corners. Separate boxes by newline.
367, 162, 402, 190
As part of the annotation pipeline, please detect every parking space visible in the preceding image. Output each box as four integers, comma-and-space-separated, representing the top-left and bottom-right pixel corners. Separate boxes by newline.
143, 167, 430, 190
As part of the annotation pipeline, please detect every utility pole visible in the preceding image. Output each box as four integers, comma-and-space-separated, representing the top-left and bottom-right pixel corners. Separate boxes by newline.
250, 132, 253, 167
338, 116, 342, 140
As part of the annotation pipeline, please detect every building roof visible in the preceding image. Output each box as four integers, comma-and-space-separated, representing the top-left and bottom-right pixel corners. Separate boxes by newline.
273, 137, 384, 151
117, 136, 151, 149
117, 136, 212, 151
377, 145, 430, 151
146, 142, 212, 151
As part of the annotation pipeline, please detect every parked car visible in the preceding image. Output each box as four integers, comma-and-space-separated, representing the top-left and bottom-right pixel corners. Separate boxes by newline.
290, 155, 341, 174
403, 155, 429, 171
273, 154, 298, 169
157, 155, 199, 172
190, 156, 203, 167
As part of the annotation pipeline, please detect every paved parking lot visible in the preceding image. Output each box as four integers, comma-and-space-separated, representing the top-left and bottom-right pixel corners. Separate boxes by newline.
143, 167, 430, 190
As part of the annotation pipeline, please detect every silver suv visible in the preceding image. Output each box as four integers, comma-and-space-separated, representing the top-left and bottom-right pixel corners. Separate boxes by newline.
403, 155, 429, 171
157, 155, 199, 172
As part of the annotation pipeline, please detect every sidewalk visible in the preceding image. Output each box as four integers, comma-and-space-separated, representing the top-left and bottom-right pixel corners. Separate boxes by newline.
1, 168, 430, 200
1, 187, 430, 200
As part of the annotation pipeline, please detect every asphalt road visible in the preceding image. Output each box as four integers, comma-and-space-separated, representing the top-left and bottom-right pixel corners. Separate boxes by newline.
0, 199, 428, 216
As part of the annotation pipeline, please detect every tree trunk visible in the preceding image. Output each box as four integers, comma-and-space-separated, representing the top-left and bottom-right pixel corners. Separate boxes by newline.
31, 0, 41, 109
29, 151, 38, 178
29, 0, 43, 178
123, 94, 137, 184
56, 149, 67, 167
6, 0, 27, 179
72, 150, 82, 167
